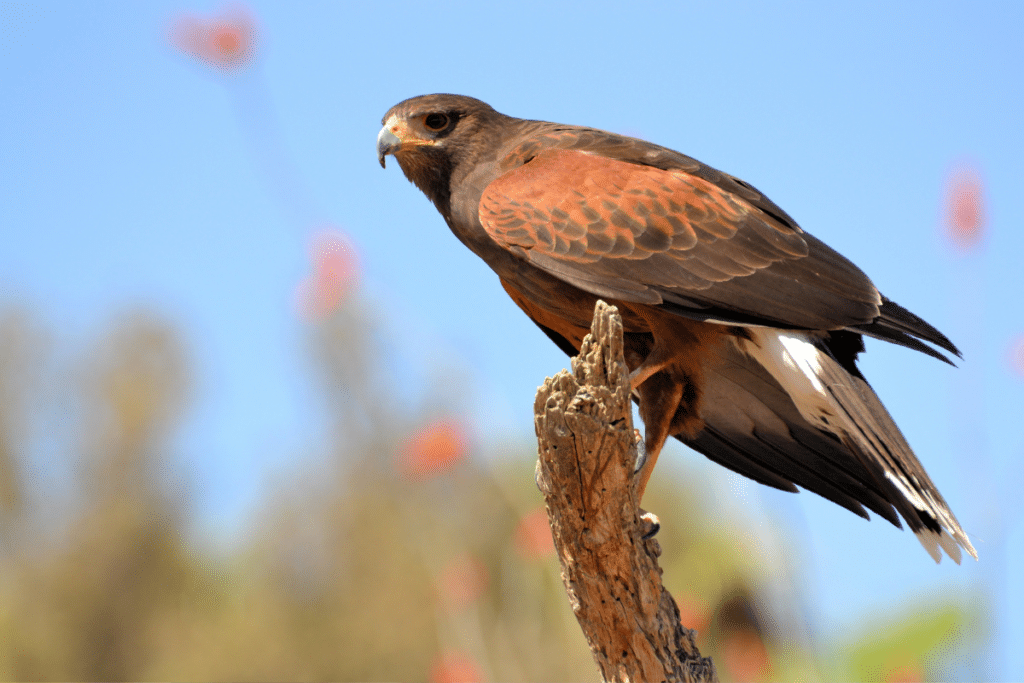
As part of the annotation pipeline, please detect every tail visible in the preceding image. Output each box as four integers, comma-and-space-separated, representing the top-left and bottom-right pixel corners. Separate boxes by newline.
684, 329, 975, 563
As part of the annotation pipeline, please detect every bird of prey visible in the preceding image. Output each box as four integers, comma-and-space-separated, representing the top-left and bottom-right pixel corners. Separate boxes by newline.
377, 94, 975, 563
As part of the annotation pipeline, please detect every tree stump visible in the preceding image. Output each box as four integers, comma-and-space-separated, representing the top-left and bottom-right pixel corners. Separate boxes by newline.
533, 300, 717, 683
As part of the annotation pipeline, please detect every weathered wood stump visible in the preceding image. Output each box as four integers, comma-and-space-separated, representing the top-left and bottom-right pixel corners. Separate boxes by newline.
533, 300, 717, 683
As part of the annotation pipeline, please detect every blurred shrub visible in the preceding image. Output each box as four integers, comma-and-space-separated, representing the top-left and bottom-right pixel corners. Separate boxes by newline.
0, 301, 980, 680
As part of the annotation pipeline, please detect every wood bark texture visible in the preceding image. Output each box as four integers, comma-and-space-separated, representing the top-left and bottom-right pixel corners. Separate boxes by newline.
533, 300, 717, 683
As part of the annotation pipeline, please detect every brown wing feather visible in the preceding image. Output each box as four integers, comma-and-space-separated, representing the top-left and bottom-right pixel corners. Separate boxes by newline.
482, 148, 797, 265
480, 146, 882, 331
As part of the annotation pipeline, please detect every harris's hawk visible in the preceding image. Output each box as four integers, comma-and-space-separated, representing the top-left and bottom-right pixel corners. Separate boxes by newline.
377, 94, 975, 563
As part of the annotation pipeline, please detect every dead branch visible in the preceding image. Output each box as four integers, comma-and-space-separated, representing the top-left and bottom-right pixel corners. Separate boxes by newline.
533, 301, 717, 683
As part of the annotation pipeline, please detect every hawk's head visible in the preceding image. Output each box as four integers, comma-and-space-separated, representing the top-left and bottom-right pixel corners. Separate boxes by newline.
378, 94, 505, 214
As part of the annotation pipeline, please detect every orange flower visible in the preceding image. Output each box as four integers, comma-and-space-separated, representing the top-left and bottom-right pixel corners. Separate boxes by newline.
296, 228, 361, 320
674, 592, 711, 637
513, 506, 554, 559
944, 164, 986, 252
437, 554, 489, 612
401, 419, 468, 479
884, 659, 925, 683
169, 5, 258, 72
720, 629, 770, 682
430, 651, 483, 683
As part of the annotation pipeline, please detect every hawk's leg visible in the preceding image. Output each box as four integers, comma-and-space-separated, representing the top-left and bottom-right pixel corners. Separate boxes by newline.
631, 430, 662, 539
632, 363, 705, 538
627, 331, 684, 389
629, 359, 671, 390
635, 372, 685, 501
622, 311, 714, 538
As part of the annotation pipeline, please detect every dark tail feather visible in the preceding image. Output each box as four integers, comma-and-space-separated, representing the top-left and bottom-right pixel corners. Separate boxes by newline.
682, 339, 906, 529
850, 297, 961, 364
690, 332, 975, 563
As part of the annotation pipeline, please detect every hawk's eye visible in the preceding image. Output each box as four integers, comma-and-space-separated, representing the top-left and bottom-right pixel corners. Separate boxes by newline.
423, 113, 450, 131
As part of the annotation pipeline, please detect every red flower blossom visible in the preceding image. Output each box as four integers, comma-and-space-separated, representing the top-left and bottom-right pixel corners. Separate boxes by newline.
720, 629, 770, 682
296, 228, 361, 320
437, 554, 489, 612
430, 651, 483, 683
401, 418, 469, 479
884, 659, 925, 683
944, 164, 986, 252
674, 592, 712, 637
169, 4, 258, 72
513, 506, 554, 559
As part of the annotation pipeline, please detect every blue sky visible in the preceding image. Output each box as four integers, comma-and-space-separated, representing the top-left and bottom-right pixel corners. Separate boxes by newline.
2, 0, 1022, 676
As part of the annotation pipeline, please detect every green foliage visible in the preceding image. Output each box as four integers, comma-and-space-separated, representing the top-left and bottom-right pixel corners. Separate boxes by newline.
829, 599, 983, 682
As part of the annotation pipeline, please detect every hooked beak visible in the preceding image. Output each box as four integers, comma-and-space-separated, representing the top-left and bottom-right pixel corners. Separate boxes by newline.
377, 127, 402, 168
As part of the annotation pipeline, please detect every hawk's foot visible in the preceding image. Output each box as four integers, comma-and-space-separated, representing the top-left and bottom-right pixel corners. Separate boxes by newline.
639, 510, 661, 539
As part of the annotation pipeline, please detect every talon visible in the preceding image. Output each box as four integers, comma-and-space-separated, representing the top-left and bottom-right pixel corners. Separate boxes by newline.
634, 434, 648, 475
640, 510, 661, 539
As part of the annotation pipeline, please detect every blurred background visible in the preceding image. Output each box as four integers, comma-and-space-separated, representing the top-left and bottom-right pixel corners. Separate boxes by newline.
1, 1, 1021, 680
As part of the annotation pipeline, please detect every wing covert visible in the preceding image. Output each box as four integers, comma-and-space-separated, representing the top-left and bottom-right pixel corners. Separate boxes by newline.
480, 147, 881, 331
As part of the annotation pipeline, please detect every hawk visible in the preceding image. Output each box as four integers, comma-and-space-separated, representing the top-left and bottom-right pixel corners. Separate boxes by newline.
377, 94, 975, 563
